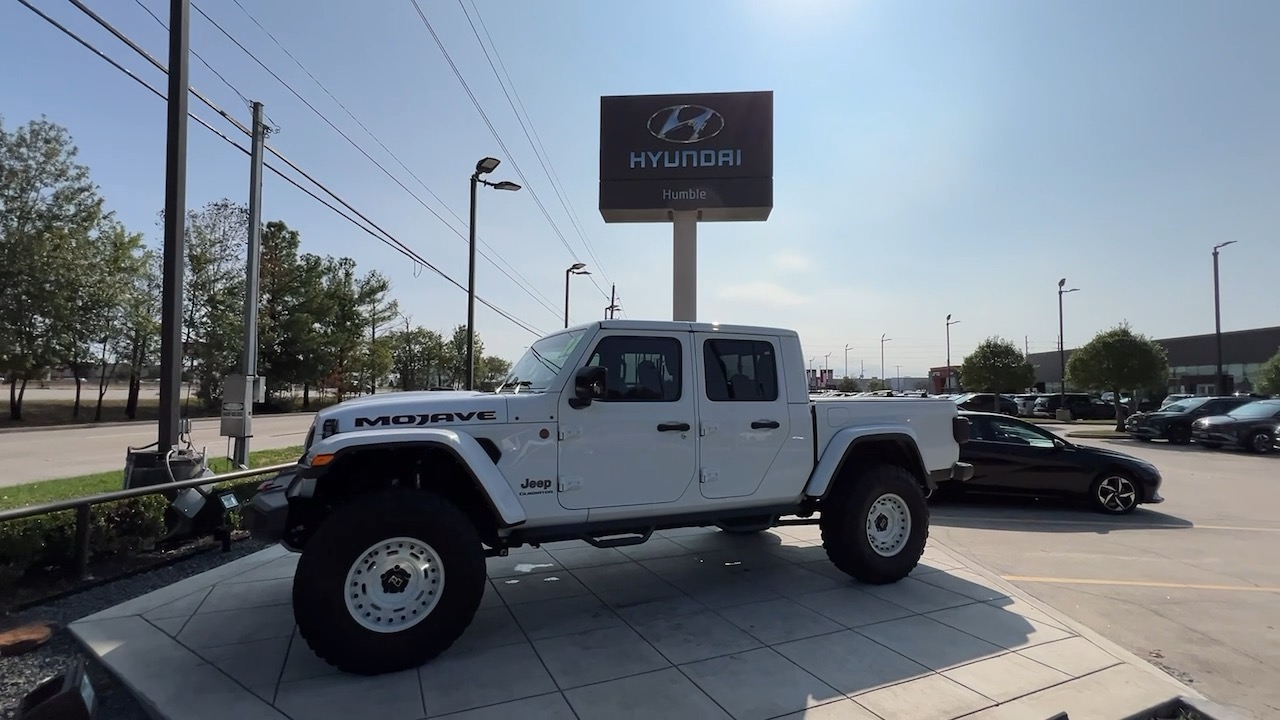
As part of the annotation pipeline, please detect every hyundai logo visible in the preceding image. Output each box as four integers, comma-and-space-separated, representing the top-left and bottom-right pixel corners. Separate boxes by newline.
647, 105, 725, 144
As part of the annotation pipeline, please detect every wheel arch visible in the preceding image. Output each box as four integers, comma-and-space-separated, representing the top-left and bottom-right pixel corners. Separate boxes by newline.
291, 430, 526, 548
805, 429, 929, 500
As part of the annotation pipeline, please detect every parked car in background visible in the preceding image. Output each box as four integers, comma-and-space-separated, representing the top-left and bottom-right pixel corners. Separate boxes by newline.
1161, 393, 1195, 408
1012, 394, 1040, 416
1033, 393, 1107, 419
1125, 395, 1254, 444
949, 412, 1163, 514
954, 392, 1018, 415
1191, 399, 1280, 453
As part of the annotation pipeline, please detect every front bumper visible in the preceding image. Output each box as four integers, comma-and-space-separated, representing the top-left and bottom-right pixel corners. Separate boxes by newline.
929, 461, 974, 487
1191, 428, 1236, 446
1126, 423, 1164, 439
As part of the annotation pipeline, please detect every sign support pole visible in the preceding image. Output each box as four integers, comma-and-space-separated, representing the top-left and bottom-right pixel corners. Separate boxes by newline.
672, 210, 698, 321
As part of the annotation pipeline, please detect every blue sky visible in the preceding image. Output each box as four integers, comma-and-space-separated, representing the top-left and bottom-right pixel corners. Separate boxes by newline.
3, 0, 1278, 379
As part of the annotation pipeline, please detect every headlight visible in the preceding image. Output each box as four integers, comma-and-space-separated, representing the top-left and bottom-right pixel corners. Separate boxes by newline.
321, 418, 339, 438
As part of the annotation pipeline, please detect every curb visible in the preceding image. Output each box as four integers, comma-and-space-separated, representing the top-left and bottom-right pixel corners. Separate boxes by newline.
1065, 431, 1129, 439
0, 411, 317, 435
932, 538, 1205, 700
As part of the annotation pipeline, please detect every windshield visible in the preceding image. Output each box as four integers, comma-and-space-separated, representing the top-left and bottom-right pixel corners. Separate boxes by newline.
1228, 400, 1280, 419
1162, 397, 1210, 413
497, 330, 586, 393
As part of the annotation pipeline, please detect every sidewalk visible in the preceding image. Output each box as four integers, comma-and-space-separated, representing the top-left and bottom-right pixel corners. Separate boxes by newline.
69, 527, 1208, 719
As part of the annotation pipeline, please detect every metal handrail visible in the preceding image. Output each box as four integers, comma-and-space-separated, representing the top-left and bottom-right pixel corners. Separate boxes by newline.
0, 462, 298, 523
0, 461, 298, 579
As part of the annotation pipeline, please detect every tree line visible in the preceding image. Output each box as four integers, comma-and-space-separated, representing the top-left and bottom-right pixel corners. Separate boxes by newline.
1, 116, 511, 423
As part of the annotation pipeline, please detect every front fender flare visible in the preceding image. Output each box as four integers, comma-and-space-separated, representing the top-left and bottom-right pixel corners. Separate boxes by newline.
299, 428, 527, 528
804, 425, 926, 499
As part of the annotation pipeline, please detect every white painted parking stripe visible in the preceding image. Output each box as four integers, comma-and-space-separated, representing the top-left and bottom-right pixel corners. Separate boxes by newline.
1003, 575, 1280, 593
932, 514, 1280, 533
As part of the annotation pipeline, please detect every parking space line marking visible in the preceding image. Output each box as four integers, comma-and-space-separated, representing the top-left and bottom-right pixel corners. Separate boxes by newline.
932, 514, 1280, 533
1002, 575, 1280, 593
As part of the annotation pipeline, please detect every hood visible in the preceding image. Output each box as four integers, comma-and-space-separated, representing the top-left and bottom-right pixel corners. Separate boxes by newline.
1134, 410, 1180, 422
319, 391, 509, 431
1193, 414, 1238, 427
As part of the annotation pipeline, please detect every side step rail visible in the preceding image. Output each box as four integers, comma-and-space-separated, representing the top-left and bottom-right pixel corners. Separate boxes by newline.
581, 528, 654, 548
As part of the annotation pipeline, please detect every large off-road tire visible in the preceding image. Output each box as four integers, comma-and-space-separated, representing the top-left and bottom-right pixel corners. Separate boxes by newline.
819, 463, 929, 585
292, 490, 486, 675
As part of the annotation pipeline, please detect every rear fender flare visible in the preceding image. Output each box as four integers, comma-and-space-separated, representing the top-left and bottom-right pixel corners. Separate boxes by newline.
301, 428, 527, 527
805, 426, 927, 499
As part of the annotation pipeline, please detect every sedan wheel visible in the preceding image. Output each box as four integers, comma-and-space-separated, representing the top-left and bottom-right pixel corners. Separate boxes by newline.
1248, 430, 1274, 454
1091, 474, 1139, 515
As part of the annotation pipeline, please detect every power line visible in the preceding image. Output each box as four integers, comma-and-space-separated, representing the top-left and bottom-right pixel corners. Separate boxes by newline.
408, 0, 612, 300
26, 0, 543, 336
177, 0, 563, 320
457, 0, 613, 292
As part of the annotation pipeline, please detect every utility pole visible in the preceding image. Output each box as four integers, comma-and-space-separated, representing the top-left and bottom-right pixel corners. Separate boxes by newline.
895, 365, 902, 392
1057, 278, 1079, 404
880, 334, 891, 386
232, 100, 266, 466
946, 314, 960, 393
1212, 241, 1236, 394
1025, 335, 1029, 356
605, 284, 620, 319
157, 0, 190, 455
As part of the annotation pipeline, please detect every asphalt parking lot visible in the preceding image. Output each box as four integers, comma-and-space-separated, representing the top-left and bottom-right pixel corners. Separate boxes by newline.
931, 428, 1280, 719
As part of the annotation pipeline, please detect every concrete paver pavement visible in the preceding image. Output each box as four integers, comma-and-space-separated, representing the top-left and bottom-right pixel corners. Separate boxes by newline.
934, 430, 1279, 718
69, 529, 1197, 720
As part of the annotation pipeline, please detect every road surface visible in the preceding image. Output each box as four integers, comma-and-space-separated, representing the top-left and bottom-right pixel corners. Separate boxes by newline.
934, 429, 1280, 718
1, 413, 316, 487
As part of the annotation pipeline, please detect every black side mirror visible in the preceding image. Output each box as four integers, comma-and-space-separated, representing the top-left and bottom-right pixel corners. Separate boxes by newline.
568, 366, 606, 409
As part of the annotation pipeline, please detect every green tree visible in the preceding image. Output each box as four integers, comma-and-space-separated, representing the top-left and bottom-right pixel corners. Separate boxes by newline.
121, 248, 161, 419
1252, 348, 1280, 396
0, 116, 106, 420
864, 378, 887, 392
477, 355, 512, 391
358, 270, 398, 394
837, 377, 861, 393
1066, 323, 1169, 429
959, 337, 1035, 394
390, 326, 445, 391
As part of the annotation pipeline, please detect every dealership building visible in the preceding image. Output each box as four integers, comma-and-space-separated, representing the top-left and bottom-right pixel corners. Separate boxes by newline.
1025, 325, 1280, 395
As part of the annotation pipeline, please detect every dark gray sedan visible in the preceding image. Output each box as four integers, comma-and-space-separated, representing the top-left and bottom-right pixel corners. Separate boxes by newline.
1191, 399, 1280, 453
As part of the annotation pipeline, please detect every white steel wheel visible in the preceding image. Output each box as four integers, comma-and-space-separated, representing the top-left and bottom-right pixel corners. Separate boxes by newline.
865, 493, 912, 557
344, 536, 445, 633
1094, 475, 1138, 514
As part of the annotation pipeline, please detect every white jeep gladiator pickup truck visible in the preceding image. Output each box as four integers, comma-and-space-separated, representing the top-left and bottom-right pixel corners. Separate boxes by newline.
245, 320, 973, 675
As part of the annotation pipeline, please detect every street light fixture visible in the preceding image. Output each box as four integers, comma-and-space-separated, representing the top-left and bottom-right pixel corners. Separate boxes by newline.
564, 263, 591, 328
945, 314, 960, 393
1212, 241, 1236, 394
467, 157, 521, 390
880, 334, 892, 387
1057, 278, 1079, 405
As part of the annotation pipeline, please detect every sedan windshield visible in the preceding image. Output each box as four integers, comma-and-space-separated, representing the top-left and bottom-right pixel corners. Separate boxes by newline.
1228, 400, 1280, 419
498, 330, 586, 393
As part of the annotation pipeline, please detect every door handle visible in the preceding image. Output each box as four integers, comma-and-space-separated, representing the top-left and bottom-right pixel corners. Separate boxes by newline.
657, 422, 691, 432
751, 420, 781, 430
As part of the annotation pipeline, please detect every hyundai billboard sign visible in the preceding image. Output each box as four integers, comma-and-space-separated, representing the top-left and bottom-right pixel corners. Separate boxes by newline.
599, 90, 773, 222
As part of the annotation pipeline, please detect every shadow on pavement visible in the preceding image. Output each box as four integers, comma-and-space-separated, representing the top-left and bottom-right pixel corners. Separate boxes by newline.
929, 495, 1193, 534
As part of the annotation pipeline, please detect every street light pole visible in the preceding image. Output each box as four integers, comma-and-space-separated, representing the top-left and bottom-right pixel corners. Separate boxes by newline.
945, 314, 960, 393
844, 344, 853, 379
880, 334, 891, 387
1057, 278, 1079, 404
1212, 241, 1236, 394
467, 157, 520, 390
564, 263, 590, 328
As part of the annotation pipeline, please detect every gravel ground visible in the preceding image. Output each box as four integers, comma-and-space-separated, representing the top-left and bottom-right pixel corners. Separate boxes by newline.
0, 539, 271, 720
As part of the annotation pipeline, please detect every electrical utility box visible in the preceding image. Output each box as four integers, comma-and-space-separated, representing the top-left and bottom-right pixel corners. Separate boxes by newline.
220, 374, 265, 438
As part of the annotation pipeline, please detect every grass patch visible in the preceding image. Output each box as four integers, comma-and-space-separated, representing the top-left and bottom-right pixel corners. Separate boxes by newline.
0, 445, 303, 511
